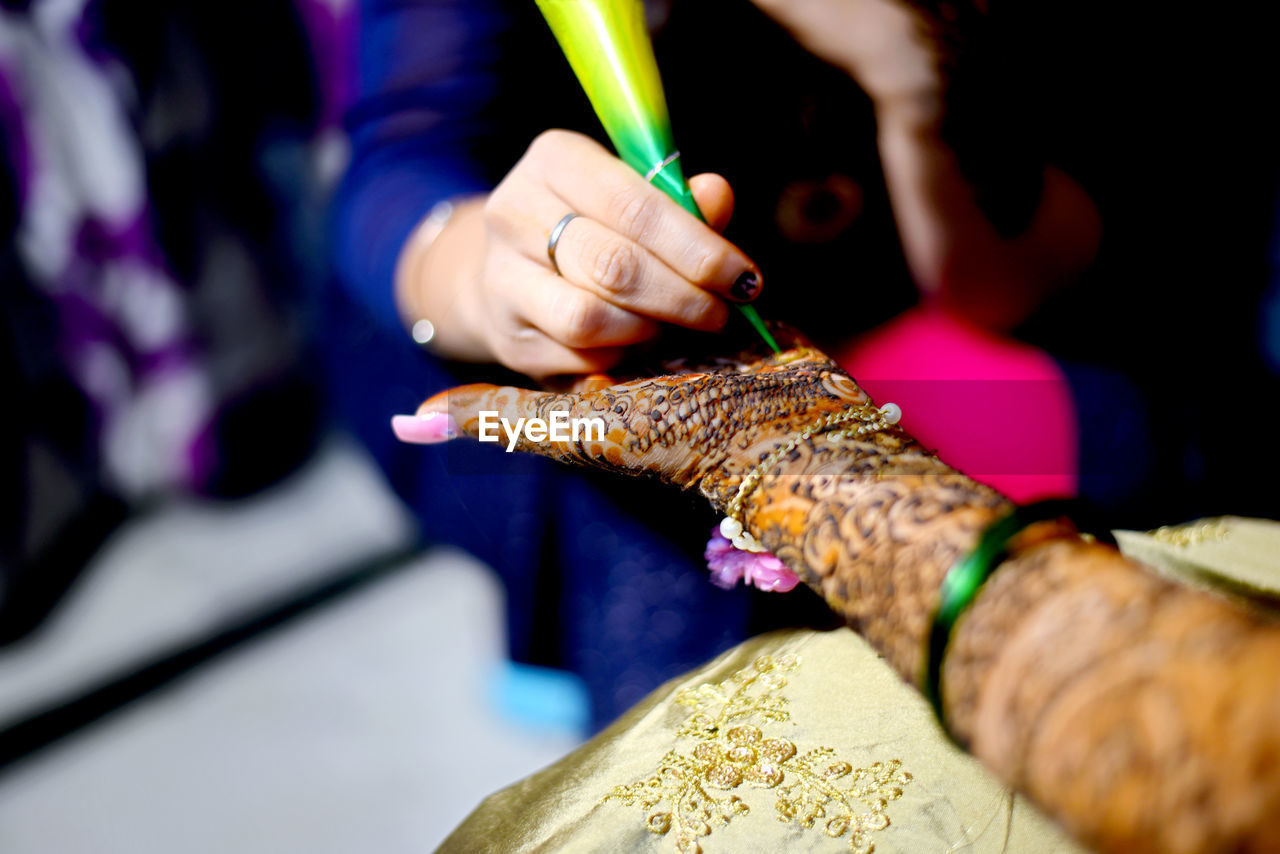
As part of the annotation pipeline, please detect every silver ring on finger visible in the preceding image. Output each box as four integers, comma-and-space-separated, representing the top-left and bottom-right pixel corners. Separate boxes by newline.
547, 212, 579, 276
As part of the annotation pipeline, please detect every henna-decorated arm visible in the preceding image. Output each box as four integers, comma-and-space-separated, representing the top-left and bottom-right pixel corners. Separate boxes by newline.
402, 333, 1280, 854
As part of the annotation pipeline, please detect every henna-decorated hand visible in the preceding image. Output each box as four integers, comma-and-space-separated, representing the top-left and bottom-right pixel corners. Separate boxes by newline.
393, 327, 928, 513
394, 326, 1009, 683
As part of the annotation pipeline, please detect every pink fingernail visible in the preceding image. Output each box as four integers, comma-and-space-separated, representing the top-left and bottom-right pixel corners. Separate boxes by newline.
391, 411, 458, 444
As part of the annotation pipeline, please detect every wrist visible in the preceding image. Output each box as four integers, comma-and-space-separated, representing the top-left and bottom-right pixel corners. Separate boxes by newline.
700, 397, 909, 522
872, 87, 947, 136
395, 197, 463, 328
394, 195, 490, 360
928, 502, 1116, 740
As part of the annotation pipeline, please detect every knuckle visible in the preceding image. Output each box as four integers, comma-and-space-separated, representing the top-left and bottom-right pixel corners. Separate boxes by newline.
689, 243, 732, 285
554, 291, 610, 347
589, 238, 645, 296
525, 129, 584, 172
481, 190, 506, 228
491, 335, 525, 373
527, 129, 566, 159
497, 325, 546, 373
676, 292, 723, 329
484, 176, 527, 232
605, 186, 661, 237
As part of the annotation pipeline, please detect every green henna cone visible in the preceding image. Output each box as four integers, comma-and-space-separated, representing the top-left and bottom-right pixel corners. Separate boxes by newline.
535, 0, 781, 354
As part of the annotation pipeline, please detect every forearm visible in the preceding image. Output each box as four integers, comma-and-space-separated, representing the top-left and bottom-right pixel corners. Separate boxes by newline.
698, 406, 1010, 679
696, 384, 1280, 854
957, 537, 1280, 853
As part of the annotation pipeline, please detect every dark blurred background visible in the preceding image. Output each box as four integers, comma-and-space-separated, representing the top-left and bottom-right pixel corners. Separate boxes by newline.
0, 0, 1278, 851
0, 2, 584, 849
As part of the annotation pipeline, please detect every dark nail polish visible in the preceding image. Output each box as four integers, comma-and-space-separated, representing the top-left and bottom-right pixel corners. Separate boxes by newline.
730, 271, 761, 302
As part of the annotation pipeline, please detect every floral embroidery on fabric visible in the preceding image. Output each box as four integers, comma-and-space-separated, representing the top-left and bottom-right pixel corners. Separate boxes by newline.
1149, 518, 1230, 547
602, 654, 911, 853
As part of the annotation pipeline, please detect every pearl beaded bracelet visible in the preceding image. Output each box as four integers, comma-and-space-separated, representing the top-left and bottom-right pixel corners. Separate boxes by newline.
719, 400, 903, 556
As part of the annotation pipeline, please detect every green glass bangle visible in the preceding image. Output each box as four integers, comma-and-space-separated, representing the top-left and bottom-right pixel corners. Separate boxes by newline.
924, 499, 1115, 734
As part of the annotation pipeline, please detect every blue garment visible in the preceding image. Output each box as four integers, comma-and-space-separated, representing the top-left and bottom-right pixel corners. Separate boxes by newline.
331, 0, 499, 335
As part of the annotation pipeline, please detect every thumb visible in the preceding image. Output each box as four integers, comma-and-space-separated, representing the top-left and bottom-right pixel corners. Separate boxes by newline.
689, 173, 735, 233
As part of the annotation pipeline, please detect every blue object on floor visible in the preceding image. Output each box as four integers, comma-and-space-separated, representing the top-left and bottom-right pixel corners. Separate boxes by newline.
487, 660, 590, 737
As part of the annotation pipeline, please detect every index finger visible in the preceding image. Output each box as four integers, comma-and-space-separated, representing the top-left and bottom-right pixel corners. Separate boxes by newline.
391, 376, 712, 484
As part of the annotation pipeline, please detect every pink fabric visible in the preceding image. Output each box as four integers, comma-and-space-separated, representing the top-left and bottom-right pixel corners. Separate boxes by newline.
835, 306, 1078, 503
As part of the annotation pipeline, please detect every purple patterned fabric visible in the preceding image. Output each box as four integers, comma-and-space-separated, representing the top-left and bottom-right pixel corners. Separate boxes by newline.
0, 1, 216, 495
1, 0, 341, 497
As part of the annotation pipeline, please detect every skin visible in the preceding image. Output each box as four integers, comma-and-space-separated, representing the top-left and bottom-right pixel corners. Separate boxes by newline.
395, 0, 1101, 378
396, 132, 754, 379
411, 329, 1280, 854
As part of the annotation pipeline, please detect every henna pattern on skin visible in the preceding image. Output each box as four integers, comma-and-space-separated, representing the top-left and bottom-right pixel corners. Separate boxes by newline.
435, 336, 1009, 677
418, 329, 1280, 854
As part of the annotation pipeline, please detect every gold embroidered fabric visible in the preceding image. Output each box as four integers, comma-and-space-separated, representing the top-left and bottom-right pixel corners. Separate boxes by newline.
1116, 517, 1280, 606
1148, 518, 1230, 548
436, 630, 1088, 853
603, 654, 910, 853
436, 518, 1280, 853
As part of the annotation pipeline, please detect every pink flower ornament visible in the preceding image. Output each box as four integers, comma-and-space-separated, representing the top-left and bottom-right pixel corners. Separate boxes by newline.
704, 528, 801, 593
